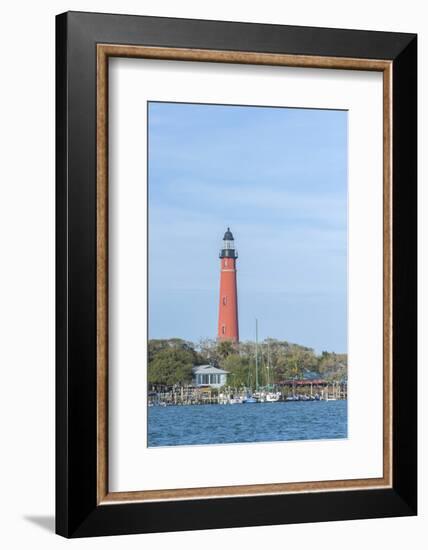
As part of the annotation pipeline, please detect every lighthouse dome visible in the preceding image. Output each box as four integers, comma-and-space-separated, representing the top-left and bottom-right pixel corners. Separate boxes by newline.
220, 228, 237, 259
223, 227, 234, 241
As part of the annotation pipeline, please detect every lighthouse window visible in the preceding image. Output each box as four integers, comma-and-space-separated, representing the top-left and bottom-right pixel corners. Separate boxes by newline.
223, 296, 227, 305
222, 325, 226, 335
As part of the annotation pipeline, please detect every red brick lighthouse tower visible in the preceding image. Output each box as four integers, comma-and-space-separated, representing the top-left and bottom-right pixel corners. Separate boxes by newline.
217, 228, 239, 342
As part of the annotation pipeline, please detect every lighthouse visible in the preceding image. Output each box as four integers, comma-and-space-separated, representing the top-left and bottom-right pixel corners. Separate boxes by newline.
217, 228, 239, 342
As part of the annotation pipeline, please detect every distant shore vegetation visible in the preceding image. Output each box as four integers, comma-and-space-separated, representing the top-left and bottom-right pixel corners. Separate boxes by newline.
148, 338, 347, 387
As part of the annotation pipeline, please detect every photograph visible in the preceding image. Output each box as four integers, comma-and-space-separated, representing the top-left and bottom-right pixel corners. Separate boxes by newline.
49, 5, 417, 540
147, 101, 348, 447
0, 1, 420, 545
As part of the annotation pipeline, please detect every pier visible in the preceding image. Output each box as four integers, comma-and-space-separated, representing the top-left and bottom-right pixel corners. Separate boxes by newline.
148, 380, 347, 406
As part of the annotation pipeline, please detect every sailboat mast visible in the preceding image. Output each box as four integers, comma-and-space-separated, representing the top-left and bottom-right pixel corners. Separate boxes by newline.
255, 319, 259, 391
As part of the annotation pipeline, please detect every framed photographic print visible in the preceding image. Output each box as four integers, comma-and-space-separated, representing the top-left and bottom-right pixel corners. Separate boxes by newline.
56, 11, 417, 537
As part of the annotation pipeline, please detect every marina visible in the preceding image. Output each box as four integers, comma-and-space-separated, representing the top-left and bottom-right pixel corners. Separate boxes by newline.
147, 231, 348, 446
148, 380, 347, 407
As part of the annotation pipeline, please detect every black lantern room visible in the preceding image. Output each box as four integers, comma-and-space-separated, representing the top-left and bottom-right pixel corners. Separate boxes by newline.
219, 227, 238, 259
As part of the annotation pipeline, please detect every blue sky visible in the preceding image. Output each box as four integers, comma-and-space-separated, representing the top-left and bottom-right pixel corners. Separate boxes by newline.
148, 102, 347, 353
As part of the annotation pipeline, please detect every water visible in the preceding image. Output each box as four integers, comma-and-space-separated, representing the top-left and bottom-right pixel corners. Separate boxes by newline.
148, 400, 347, 447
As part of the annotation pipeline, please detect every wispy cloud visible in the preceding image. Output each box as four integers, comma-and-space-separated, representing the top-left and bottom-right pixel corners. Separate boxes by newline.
148, 102, 348, 351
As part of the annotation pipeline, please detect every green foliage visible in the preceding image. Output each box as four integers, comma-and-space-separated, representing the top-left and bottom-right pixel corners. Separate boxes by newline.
147, 337, 347, 387
216, 340, 235, 359
197, 338, 237, 366
148, 348, 194, 386
318, 352, 348, 381
221, 354, 250, 387
147, 339, 203, 386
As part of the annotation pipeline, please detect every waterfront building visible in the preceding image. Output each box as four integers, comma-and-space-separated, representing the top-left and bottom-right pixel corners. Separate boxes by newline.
217, 227, 239, 342
192, 365, 229, 388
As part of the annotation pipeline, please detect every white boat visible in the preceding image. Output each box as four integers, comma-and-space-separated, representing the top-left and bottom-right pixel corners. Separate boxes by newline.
218, 393, 229, 405
253, 391, 265, 402
229, 396, 244, 404
266, 391, 281, 402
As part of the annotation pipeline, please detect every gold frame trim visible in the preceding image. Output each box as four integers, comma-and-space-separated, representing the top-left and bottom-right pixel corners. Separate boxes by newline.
96, 44, 393, 504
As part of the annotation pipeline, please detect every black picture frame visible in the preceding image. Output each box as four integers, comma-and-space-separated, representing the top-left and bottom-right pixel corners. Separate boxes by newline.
56, 11, 417, 538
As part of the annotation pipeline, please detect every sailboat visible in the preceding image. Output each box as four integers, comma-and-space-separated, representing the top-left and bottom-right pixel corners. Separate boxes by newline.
243, 320, 282, 403
244, 319, 260, 404
265, 341, 281, 402
266, 391, 281, 402
229, 395, 244, 404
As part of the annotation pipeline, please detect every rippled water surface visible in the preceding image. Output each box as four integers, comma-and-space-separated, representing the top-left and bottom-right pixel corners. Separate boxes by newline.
148, 400, 347, 447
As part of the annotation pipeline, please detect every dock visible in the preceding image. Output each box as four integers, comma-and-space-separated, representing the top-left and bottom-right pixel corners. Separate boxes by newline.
148, 380, 347, 406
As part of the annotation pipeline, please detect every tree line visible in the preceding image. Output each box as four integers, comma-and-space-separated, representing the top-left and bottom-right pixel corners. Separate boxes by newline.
148, 338, 347, 388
